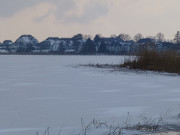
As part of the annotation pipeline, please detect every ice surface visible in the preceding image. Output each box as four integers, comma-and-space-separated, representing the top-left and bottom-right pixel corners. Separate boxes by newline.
0, 55, 180, 135
145, 132, 180, 135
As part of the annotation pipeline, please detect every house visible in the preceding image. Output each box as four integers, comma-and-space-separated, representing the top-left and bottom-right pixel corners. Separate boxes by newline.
137, 38, 155, 45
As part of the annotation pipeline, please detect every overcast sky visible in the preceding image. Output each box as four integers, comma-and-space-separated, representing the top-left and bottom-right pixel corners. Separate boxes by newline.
0, 0, 180, 42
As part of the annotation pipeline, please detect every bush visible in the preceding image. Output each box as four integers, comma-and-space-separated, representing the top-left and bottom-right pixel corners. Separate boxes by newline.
121, 49, 180, 74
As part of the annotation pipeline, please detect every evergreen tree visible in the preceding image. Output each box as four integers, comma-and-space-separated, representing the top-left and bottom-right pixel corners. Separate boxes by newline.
25, 43, 33, 52
80, 38, 96, 54
72, 34, 84, 52
98, 41, 107, 54
72, 34, 83, 41
58, 44, 65, 54
174, 31, 180, 44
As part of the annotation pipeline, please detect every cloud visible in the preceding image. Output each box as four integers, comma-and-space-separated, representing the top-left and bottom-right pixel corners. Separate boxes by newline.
34, 0, 75, 22
0, 0, 180, 42
0, 0, 41, 17
64, 1, 109, 23
0, 0, 75, 18
0, 0, 109, 23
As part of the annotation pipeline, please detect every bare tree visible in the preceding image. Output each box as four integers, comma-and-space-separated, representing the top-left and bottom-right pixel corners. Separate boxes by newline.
134, 33, 143, 42
83, 35, 92, 40
111, 34, 117, 38
156, 32, 165, 42
146, 36, 155, 40
118, 33, 131, 41
174, 31, 180, 44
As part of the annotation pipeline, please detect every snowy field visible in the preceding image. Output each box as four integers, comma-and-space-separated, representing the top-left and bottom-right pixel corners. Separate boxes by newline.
0, 55, 180, 135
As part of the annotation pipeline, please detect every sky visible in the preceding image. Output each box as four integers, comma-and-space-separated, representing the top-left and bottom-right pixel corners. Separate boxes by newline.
0, 0, 180, 42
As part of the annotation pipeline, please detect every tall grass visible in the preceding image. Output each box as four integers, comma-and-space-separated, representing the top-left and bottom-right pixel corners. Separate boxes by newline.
121, 49, 180, 74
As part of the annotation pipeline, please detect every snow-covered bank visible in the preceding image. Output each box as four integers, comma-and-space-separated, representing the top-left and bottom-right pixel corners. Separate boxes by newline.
0, 55, 180, 135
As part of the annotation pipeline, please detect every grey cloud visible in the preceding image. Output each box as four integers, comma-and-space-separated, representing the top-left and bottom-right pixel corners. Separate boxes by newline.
0, 0, 41, 17
54, 0, 75, 19
0, 0, 108, 23
65, 2, 109, 23
34, 0, 75, 22
0, 0, 75, 17
35, 9, 53, 22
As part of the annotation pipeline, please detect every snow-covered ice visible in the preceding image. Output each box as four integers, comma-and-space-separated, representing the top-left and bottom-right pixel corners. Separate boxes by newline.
0, 55, 180, 135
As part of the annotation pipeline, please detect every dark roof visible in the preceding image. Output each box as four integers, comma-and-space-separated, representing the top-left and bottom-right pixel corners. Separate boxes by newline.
61, 38, 72, 41
3, 40, 13, 44
46, 37, 61, 41
101, 37, 124, 43
160, 42, 175, 47
125, 40, 135, 44
137, 38, 155, 44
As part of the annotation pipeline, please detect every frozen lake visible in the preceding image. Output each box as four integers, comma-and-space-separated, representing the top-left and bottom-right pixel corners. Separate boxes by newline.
0, 55, 180, 135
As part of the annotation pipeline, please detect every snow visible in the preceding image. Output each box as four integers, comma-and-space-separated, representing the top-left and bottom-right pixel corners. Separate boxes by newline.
45, 38, 66, 52
0, 55, 180, 135
145, 132, 179, 135
0, 50, 9, 53
16, 35, 39, 44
